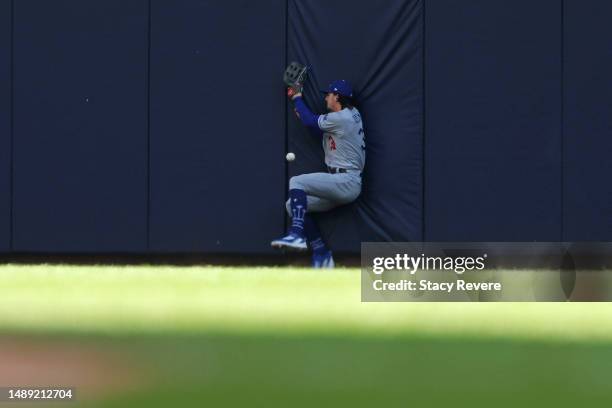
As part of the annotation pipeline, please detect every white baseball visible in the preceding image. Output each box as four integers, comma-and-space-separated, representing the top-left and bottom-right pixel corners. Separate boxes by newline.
286, 152, 296, 162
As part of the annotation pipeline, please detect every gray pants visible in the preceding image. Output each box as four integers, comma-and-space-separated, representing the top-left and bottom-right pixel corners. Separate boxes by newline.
285, 171, 362, 216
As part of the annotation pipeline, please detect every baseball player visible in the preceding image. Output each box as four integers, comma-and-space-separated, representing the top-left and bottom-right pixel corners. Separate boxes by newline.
271, 79, 366, 268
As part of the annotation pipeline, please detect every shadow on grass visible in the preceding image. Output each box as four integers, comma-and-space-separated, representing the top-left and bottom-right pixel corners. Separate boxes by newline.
2, 331, 611, 408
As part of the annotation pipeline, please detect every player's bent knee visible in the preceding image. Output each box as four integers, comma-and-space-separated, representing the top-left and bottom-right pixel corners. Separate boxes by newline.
288, 176, 299, 190
289, 175, 305, 190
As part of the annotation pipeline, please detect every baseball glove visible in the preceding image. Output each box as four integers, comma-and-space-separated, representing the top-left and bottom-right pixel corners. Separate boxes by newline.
283, 61, 308, 98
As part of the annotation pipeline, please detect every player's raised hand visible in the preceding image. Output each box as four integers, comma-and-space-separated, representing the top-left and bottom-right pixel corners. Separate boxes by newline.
287, 86, 302, 100
284, 61, 307, 100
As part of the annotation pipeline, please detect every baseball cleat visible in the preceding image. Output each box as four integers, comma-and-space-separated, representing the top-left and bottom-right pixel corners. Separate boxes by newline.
312, 250, 335, 268
270, 233, 308, 251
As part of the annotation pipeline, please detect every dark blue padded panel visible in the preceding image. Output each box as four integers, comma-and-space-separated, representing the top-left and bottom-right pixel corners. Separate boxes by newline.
563, 0, 612, 240
425, 0, 562, 241
0, 0, 10, 251
287, 0, 423, 252
149, 0, 286, 252
12, 0, 148, 251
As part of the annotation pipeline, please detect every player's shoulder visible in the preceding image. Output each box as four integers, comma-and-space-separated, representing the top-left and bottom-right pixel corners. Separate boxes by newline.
321, 111, 343, 122
348, 107, 362, 122
319, 108, 362, 130
323, 108, 357, 122
334, 108, 363, 127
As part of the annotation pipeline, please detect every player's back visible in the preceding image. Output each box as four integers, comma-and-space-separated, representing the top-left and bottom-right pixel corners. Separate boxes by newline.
319, 107, 366, 171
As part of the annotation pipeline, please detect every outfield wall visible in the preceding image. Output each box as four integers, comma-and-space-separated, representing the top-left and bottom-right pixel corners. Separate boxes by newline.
0, 0, 10, 251
0, 0, 611, 254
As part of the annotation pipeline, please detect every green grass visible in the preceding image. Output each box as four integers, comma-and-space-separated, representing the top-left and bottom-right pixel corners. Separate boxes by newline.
1, 264, 612, 407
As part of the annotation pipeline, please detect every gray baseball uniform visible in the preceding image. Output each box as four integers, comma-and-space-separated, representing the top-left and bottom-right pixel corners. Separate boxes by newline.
286, 107, 365, 215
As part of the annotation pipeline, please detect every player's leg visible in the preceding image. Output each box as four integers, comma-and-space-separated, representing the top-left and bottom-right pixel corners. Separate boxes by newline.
271, 188, 308, 250
271, 194, 336, 254
289, 172, 360, 265
281, 196, 336, 268
304, 214, 334, 268
284, 196, 334, 216
271, 172, 360, 254
271, 174, 339, 251
289, 172, 361, 205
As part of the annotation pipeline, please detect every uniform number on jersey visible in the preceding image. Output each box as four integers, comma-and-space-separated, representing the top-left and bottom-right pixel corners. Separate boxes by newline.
359, 128, 366, 150
328, 135, 337, 151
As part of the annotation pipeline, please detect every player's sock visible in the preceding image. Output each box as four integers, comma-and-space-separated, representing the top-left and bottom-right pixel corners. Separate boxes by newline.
288, 189, 307, 237
310, 238, 328, 254
304, 214, 328, 254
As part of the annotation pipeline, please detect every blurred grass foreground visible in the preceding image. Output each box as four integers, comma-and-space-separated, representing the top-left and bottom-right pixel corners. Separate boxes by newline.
1, 264, 612, 407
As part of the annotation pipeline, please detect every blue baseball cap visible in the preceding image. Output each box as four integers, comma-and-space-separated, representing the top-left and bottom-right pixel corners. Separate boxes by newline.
321, 79, 353, 98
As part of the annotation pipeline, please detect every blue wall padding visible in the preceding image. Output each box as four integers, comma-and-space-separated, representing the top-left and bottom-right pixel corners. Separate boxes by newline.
425, 0, 562, 241
12, 0, 148, 251
0, 0, 10, 252
5, 0, 612, 255
563, 0, 612, 240
148, 0, 286, 252
287, 0, 423, 252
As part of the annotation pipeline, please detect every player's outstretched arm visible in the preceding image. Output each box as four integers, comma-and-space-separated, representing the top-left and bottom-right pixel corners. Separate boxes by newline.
291, 96, 319, 129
